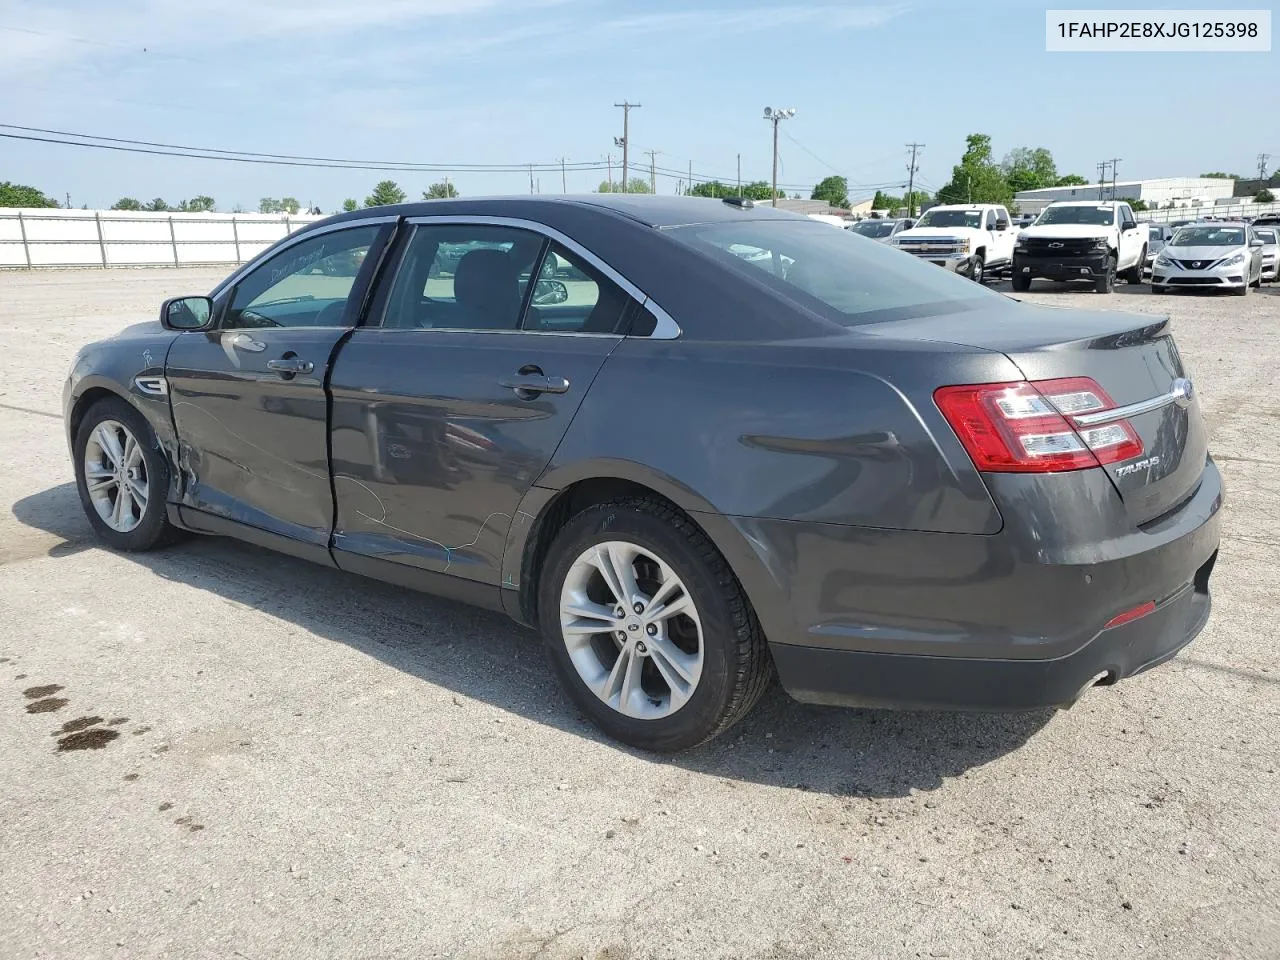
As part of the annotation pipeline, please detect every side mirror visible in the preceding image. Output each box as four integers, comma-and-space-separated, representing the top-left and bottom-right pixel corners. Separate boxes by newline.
531, 279, 568, 306
1250, 239, 1265, 247
160, 295, 213, 331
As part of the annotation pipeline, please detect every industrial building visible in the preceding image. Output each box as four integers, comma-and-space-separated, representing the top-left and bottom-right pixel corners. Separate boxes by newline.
1014, 177, 1235, 214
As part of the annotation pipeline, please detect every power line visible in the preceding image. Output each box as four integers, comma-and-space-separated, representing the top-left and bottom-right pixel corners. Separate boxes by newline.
0, 122, 605, 172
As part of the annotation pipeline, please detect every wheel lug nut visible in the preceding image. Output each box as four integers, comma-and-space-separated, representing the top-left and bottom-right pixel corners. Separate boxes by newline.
636, 642, 647, 654
615, 606, 624, 618
633, 602, 644, 614
646, 624, 657, 636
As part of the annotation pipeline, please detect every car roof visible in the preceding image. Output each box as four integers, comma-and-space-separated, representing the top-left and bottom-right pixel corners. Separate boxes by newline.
313, 194, 810, 230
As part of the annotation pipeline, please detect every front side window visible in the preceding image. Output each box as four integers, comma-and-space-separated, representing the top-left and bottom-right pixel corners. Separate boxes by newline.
670, 219, 1004, 327
226, 226, 380, 329
1037, 205, 1117, 226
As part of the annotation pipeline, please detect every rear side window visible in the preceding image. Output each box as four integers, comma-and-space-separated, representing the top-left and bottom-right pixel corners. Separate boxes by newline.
669, 219, 1004, 326
525, 243, 634, 334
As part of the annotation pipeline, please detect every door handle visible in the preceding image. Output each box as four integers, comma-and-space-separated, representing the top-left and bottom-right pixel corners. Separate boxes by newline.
229, 333, 266, 353
267, 357, 315, 376
498, 374, 570, 396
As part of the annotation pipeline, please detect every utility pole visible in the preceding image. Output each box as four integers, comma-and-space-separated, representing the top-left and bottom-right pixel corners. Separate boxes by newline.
607, 154, 613, 193
1109, 158, 1122, 200
1097, 161, 1110, 200
737, 153, 742, 196
443, 175, 450, 197
687, 159, 692, 195
614, 101, 640, 192
763, 107, 796, 207
560, 158, 567, 193
529, 164, 535, 195
65, 192, 71, 209
644, 149, 659, 194
905, 142, 924, 216
1259, 153, 1272, 182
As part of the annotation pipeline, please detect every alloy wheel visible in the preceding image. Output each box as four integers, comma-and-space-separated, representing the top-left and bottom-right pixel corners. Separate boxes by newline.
83, 419, 149, 533
558, 540, 704, 720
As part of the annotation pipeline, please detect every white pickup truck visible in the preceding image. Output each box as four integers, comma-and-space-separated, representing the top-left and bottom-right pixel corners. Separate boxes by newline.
1010, 200, 1147, 293
891, 203, 1015, 283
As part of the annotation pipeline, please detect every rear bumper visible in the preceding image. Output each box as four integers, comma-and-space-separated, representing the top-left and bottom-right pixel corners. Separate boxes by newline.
699, 459, 1222, 712
772, 553, 1213, 710
1014, 252, 1108, 279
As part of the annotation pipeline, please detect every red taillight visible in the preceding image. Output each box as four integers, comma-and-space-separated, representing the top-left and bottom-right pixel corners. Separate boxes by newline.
934, 377, 1143, 473
1104, 600, 1156, 629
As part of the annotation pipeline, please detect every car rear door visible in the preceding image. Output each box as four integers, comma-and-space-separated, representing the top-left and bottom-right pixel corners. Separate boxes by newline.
165, 221, 392, 554
328, 218, 644, 587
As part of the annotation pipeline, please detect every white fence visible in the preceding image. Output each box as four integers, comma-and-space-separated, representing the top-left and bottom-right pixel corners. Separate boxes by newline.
0, 208, 325, 269
1139, 199, 1280, 225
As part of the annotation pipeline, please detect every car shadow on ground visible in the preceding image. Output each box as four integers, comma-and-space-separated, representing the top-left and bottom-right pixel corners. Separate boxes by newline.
993, 278, 1280, 298
13, 483, 1054, 798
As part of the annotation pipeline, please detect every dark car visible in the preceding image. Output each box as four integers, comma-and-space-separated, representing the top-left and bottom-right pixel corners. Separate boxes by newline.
63, 195, 1221, 752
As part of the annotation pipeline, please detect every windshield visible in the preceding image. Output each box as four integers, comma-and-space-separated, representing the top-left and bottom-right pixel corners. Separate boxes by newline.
915, 209, 981, 229
1171, 226, 1246, 246
669, 219, 1005, 326
1255, 228, 1277, 244
1035, 205, 1116, 226
851, 220, 896, 238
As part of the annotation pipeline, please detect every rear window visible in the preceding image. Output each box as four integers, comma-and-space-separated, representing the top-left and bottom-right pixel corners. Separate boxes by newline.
668, 219, 1006, 326
851, 220, 896, 238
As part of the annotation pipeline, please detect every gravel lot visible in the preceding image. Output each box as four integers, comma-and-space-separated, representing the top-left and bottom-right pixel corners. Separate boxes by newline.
1, 267, 1278, 960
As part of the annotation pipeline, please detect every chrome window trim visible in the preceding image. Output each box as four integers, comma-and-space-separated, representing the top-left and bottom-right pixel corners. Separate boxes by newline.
208, 215, 401, 300
1071, 378, 1194, 427
402, 214, 682, 339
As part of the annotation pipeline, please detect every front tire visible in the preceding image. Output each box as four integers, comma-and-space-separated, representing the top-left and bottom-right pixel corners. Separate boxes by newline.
1011, 272, 1032, 292
1094, 255, 1116, 294
537, 498, 772, 752
1150, 283, 1166, 295
74, 396, 182, 551
968, 253, 985, 284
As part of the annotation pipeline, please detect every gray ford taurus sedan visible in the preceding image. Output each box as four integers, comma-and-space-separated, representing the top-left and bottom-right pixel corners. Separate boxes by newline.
63, 195, 1221, 751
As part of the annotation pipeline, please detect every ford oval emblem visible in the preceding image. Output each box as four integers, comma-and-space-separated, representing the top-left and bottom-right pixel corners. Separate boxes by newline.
1171, 377, 1194, 408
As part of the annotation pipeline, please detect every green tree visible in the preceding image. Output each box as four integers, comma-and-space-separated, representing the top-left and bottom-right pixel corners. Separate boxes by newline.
1201, 172, 1241, 179
365, 180, 407, 206
811, 175, 850, 208
1055, 173, 1090, 187
1001, 147, 1058, 193
280, 197, 301, 214
936, 134, 1013, 206
1257, 188, 1276, 203
0, 181, 59, 207
902, 190, 930, 215
423, 181, 459, 199
596, 178, 652, 194
110, 197, 144, 211
342, 198, 359, 212
871, 190, 901, 211
1130, 199, 1149, 212
259, 197, 281, 213
145, 198, 169, 211
688, 180, 735, 198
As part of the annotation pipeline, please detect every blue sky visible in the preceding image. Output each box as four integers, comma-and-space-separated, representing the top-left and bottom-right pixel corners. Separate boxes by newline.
2, 0, 1275, 211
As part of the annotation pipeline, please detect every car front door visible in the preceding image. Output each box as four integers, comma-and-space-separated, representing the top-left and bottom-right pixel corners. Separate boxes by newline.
165, 222, 392, 555
327, 219, 643, 590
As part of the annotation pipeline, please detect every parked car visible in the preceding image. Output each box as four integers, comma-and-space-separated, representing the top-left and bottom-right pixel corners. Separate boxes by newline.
63, 195, 1220, 752
891, 203, 1015, 283
847, 217, 915, 243
1251, 214, 1280, 229
1150, 221, 1264, 296
1252, 226, 1278, 281
1145, 224, 1174, 270
1010, 200, 1147, 293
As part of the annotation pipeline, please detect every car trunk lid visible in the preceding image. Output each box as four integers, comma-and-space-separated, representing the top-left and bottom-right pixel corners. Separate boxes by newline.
862, 304, 1208, 526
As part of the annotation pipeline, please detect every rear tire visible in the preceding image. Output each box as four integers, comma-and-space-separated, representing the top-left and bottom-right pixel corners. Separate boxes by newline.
1124, 248, 1147, 284
1094, 255, 1116, 294
1011, 273, 1031, 292
74, 396, 183, 552
537, 498, 773, 752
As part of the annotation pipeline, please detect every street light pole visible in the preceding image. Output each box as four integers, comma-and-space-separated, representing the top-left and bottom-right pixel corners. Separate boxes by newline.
763, 107, 796, 207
